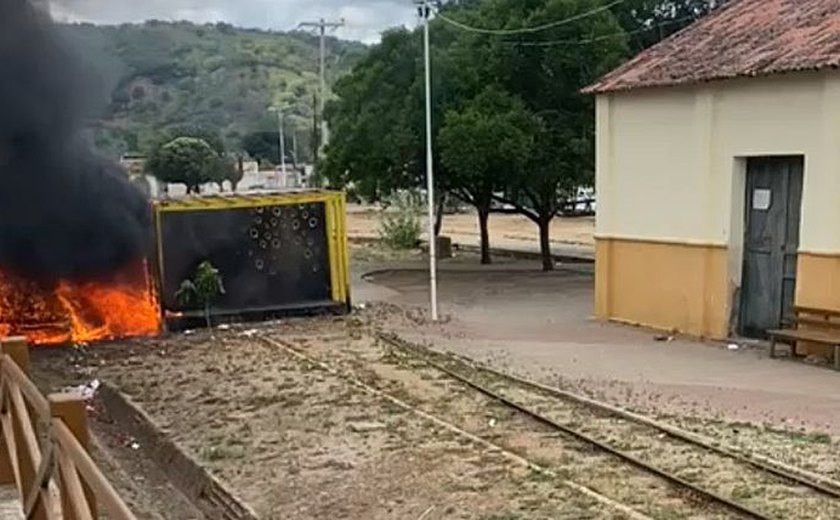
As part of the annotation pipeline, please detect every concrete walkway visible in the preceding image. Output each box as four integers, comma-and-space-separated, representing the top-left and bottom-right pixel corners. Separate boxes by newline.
355, 261, 840, 435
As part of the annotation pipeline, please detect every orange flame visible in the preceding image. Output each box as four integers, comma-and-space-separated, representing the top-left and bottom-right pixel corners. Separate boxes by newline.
0, 260, 161, 346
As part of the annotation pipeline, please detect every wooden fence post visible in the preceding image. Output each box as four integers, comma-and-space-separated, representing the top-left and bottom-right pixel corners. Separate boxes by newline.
50, 394, 97, 520
2, 336, 30, 376
0, 336, 29, 486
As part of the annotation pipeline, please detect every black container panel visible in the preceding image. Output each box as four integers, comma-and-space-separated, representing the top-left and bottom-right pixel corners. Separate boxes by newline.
159, 202, 332, 313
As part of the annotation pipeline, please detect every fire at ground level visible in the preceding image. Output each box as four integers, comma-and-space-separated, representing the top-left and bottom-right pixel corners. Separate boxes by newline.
0, 260, 159, 346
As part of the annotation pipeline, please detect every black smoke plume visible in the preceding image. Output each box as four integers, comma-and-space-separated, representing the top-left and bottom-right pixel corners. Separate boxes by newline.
0, 0, 150, 283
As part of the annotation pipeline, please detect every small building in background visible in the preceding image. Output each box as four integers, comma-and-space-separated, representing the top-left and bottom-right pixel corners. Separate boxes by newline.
585, 0, 840, 344
120, 153, 147, 177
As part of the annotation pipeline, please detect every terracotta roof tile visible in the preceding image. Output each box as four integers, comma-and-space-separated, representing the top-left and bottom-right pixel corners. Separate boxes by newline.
584, 0, 840, 94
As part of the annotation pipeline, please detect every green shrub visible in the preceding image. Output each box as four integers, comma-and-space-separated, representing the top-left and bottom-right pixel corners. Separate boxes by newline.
379, 192, 422, 250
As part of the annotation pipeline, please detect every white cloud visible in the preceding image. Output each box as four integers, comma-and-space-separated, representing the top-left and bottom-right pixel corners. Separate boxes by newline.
49, 0, 420, 43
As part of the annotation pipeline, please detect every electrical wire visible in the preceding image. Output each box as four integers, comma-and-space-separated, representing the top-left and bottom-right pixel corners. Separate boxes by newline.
501, 14, 698, 47
434, 0, 626, 36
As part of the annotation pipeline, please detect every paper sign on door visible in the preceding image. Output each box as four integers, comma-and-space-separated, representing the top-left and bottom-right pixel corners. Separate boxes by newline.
753, 189, 771, 211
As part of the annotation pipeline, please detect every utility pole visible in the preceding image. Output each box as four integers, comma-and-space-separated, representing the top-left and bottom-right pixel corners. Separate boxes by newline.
292, 129, 299, 186
417, 0, 438, 322
292, 130, 298, 166
268, 106, 286, 188
298, 18, 344, 150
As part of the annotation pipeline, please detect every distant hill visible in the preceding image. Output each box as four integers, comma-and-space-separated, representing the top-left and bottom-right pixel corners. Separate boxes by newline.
61, 21, 367, 161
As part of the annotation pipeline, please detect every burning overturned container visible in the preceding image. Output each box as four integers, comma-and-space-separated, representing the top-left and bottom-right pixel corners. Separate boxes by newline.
0, 261, 160, 346
153, 190, 350, 327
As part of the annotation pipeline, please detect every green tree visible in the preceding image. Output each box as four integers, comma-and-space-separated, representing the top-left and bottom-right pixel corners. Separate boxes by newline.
326, 0, 628, 270
242, 131, 284, 166
610, 0, 729, 53
323, 29, 425, 201
440, 87, 536, 264
175, 261, 225, 329
147, 137, 218, 193
467, 0, 626, 270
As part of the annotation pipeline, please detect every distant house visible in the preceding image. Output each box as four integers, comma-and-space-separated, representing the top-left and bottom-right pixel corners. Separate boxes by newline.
584, 0, 840, 342
120, 153, 147, 177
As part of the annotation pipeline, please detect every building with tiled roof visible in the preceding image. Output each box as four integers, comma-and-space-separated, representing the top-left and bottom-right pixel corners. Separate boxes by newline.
589, 0, 840, 355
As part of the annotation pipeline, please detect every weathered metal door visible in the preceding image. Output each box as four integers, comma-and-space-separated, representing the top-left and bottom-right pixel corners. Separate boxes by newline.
739, 157, 804, 337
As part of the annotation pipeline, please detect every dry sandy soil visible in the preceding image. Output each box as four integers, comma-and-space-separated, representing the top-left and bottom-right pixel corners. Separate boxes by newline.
29, 305, 840, 519
24, 243, 840, 519
34, 321, 625, 519
345, 205, 595, 250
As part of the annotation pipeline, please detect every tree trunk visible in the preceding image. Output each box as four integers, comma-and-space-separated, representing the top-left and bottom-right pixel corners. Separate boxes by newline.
204, 304, 212, 330
434, 194, 446, 237
478, 205, 491, 265
538, 218, 553, 271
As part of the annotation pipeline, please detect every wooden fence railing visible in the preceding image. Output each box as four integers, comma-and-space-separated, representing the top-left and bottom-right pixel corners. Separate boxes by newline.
0, 336, 136, 519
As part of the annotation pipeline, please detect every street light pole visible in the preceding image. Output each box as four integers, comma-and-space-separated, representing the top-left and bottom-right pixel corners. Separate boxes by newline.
269, 106, 287, 188
419, 0, 439, 322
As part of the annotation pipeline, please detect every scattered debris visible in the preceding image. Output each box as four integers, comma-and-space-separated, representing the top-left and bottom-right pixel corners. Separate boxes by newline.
727, 343, 740, 351
217, 324, 232, 331
239, 329, 259, 338
183, 329, 196, 336
654, 335, 675, 342
348, 421, 387, 433
63, 379, 100, 401
130, 442, 141, 450
488, 418, 497, 428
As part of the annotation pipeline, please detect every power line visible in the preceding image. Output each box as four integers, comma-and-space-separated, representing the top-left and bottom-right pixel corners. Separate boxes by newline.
434, 0, 625, 36
501, 14, 698, 47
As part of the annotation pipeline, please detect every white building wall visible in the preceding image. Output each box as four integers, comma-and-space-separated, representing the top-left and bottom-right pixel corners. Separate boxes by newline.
596, 70, 840, 253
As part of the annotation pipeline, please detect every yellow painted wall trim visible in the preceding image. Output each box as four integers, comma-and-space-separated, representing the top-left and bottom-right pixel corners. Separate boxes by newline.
797, 249, 840, 258
596, 237, 729, 339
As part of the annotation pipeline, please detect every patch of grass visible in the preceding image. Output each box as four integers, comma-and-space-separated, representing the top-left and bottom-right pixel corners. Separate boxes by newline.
525, 468, 552, 482
731, 484, 764, 500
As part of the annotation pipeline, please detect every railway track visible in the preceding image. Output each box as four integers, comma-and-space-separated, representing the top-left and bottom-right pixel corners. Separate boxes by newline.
376, 333, 840, 519
261, 332, 840, 519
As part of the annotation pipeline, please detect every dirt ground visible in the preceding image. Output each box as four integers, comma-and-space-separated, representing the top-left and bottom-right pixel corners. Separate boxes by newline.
345, 205, 595, 253
30, 308, 840, 519
350, 244, 840, 437
23, 241, 840, 518
34, 322, 627, 519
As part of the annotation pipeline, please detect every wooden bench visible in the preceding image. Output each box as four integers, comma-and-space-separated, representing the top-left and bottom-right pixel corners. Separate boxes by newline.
767, 306, 840, 370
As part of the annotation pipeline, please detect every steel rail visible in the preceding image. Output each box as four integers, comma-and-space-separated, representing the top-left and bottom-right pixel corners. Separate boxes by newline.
376, 334, 773, 520
259, 335, 653, 520
377, 333, 840, 500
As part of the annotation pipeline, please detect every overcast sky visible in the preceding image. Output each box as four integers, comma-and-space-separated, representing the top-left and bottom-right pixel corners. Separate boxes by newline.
49, 0, 419, 43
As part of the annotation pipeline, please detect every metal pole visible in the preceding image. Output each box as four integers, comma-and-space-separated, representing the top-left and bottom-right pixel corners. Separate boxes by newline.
319, 20, 329, 147
292, 130, 298, 165
422, 1, 439, 322
278, 111, 287, 188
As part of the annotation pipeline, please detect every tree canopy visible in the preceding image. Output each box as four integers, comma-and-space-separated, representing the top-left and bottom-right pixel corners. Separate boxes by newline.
324, 0, 632, 269
147, 137, 219, 193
